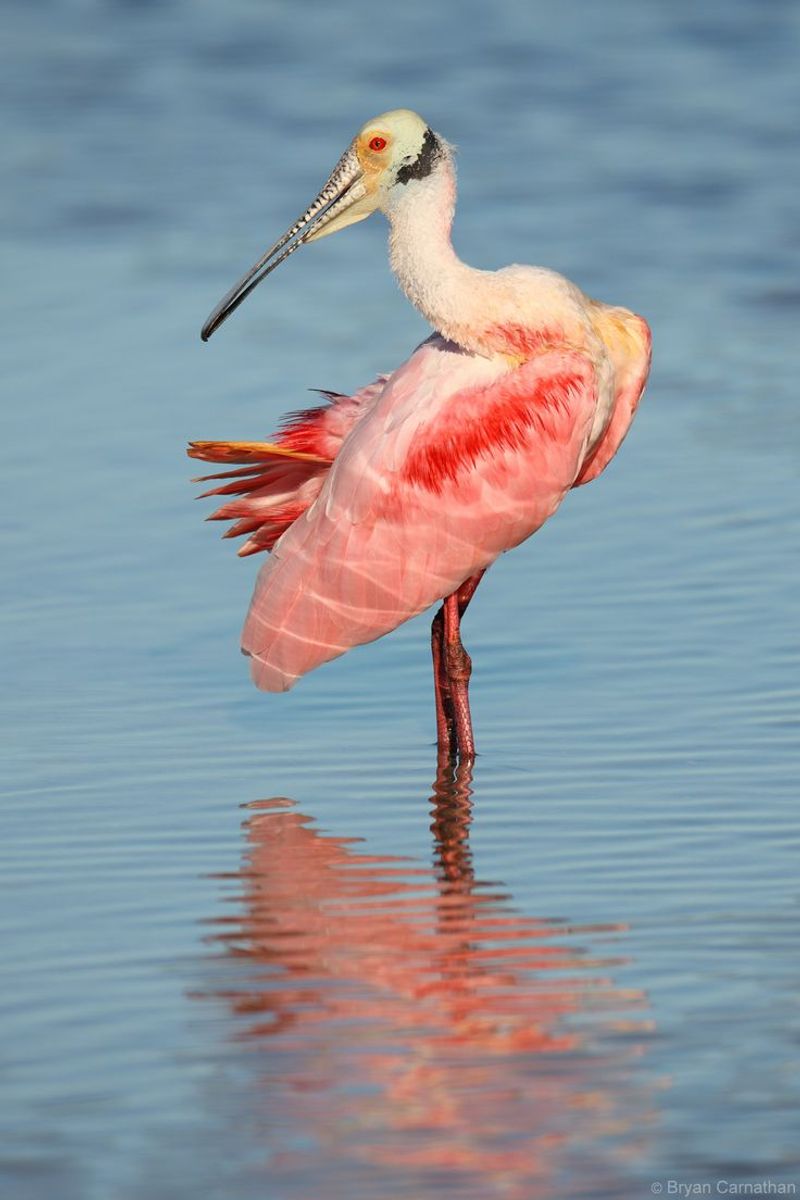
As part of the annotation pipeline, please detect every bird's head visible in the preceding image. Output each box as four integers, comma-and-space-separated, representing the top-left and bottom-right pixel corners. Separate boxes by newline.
201, 109, 446, 341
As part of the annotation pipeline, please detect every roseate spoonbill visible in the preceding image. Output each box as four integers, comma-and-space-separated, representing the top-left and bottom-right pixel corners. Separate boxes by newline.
191, 109, 651, 759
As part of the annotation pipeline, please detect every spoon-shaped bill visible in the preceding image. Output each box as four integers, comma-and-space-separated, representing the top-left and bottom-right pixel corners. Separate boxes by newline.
201, 143, 375, 341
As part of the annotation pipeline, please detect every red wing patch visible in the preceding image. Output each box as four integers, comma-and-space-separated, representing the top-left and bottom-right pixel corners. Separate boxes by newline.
402, 369, 589, 494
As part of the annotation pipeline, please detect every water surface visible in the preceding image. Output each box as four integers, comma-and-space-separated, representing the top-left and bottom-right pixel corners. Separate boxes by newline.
2, 1, 799, 1197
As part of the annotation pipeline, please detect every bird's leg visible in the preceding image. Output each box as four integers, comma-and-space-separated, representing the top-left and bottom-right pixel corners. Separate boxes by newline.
455, 570, 485, 616
433, 570, 485, 760
431, 605, 457, 756
443, 594, 475, 759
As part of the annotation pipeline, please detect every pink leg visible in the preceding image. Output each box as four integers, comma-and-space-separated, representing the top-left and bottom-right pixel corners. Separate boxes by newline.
431, 607, 455, 755
443, 593, 475, 758
431, 570, 485, 759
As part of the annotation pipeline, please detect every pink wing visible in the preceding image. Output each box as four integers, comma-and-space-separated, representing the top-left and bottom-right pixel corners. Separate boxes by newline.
242, 336, 603, 692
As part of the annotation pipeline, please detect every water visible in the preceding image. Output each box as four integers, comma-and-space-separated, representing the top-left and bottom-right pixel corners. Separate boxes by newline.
2, 1, 799, 1197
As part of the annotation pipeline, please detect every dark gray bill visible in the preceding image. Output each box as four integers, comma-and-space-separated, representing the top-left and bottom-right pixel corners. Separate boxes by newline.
201, 143, 366, 341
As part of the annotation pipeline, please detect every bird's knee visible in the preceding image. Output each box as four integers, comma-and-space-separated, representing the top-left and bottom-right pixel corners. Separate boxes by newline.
445, 642, 472, 683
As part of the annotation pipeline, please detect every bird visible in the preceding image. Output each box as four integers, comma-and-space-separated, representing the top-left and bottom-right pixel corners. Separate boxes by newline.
190, 109, 651, 760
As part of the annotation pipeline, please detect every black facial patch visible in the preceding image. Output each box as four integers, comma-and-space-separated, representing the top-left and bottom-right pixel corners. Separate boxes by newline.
395, 127, 441, 185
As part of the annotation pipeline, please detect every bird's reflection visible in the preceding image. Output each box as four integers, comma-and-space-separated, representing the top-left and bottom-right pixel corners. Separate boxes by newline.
201, 759, 656, 1199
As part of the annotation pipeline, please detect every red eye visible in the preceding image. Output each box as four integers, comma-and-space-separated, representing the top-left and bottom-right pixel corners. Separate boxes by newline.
369, 136, 387, 152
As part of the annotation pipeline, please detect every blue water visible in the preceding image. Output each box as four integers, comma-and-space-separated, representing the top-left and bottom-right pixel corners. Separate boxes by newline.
2, 1, 799, 1197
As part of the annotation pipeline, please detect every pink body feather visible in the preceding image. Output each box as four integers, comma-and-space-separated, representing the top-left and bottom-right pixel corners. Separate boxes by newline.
192, 321, 649, 692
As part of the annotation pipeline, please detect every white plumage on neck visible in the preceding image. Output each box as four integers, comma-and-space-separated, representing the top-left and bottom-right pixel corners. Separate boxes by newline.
383, 139, 592, 361
384, 146, 491, 355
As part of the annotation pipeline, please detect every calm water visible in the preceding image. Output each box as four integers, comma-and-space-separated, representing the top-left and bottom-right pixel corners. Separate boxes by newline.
2, 1, 799, 1197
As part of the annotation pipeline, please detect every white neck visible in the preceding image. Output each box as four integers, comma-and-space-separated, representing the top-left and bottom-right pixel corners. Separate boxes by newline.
384, 151, 491, 355
383, 146, 589, 361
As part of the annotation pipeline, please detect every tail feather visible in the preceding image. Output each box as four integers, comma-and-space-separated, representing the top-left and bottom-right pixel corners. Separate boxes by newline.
188, 440, 329, 554
196, 463, 314, 501
188, 439, 327, 466
188, 377, 386, 555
